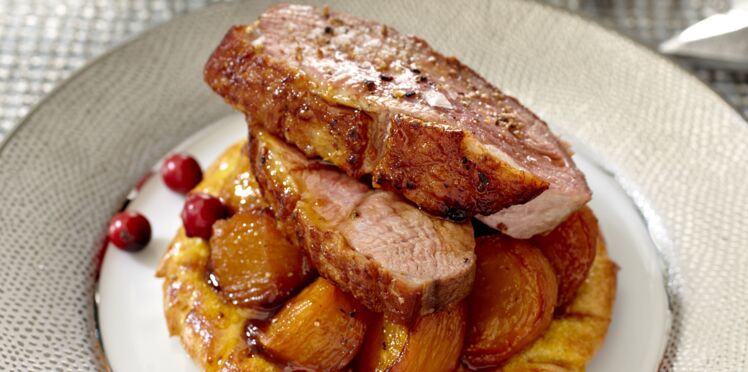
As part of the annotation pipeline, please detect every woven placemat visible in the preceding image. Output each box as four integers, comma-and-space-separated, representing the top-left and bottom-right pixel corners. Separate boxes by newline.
1, 0, 746, 142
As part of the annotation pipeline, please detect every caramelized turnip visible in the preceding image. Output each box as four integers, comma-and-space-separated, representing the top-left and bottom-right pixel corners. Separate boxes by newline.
532, 206, 598, 309
463, 235, 558, 367
250, 278, 369, 370
209, 210, 313, 309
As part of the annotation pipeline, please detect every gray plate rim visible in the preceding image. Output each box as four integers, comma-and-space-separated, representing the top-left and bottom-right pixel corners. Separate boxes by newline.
1, 0, 746, 370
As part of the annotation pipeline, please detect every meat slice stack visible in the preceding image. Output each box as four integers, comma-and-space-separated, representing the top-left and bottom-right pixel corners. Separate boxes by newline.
204, 4, 591, 238
249, 126, 475, 322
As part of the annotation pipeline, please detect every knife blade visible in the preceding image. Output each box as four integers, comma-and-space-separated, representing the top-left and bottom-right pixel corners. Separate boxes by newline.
659, 1, 748, 70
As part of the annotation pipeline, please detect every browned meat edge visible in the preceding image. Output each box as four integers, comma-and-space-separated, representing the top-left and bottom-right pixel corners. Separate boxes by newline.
249, 125, 476, 323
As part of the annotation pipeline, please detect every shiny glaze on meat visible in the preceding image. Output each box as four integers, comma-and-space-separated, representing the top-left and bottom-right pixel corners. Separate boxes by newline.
204, 4, 590, 237
249, 126, 476, 323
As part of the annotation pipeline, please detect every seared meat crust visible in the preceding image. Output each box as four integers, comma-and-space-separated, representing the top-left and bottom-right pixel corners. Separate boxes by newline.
249, 126, 476, 323
204, 5, 591, 237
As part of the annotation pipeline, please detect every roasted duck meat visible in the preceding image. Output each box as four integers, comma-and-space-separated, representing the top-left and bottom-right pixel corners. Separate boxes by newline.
204, 4, 590, 238
249, 126, 475, 323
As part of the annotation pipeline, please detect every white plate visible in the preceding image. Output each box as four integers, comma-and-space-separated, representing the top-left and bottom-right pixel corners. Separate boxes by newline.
97, 114, 671, 372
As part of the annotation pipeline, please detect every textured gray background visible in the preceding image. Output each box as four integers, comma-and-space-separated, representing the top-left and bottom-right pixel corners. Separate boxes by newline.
1, 0, 747, 142
0, 0, 747, 371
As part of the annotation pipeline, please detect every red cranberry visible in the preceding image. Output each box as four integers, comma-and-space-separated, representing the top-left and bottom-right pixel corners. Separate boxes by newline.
108, 211, 152, 252
161, 153, 203, 194
181, 193, 228, 240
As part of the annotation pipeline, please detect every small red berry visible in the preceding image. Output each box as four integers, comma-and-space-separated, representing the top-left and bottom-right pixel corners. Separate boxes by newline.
161, 153, 203, 194
108, 211, 152, 252
181, 193, 228, 240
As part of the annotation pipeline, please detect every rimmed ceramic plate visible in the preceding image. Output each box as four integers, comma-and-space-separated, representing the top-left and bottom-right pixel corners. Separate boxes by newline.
97, 114, 670, 371
1, 1, 747, 371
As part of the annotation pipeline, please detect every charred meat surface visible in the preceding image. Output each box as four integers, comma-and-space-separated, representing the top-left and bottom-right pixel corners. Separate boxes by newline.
204, 4, 590, 237
249, 126, 476, 323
